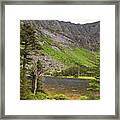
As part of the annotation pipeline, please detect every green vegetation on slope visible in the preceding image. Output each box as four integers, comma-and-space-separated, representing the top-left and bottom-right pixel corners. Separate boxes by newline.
37, 35, 100, 82
40, 36, 98, 68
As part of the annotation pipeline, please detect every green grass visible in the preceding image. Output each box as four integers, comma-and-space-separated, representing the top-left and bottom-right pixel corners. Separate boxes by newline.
42, 43, 75, 65
78, 76, 95, 80
41, 37, 98, 68
55, 76, 95, 80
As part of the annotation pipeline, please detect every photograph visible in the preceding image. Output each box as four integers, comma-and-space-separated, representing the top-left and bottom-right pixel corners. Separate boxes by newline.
1, 1, 118, 118
20, 20, 100, 100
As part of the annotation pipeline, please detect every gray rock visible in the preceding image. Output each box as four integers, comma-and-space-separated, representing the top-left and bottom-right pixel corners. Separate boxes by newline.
21, 20, 100, 51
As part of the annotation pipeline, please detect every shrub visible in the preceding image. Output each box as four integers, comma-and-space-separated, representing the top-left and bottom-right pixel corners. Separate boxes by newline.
46, 95, 54, 100
35, 92, 48, 100
80, 91, 100, 100
26, 93, 38, 100
53, 94, 68, 100
80, 95, 89, 100
23, 92, 48, 100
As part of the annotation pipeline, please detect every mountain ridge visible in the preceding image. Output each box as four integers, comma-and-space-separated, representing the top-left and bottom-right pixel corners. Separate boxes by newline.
22, 20, 100, 51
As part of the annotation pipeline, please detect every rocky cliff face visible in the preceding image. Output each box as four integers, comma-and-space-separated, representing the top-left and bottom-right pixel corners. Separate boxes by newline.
24, 20, 100, 51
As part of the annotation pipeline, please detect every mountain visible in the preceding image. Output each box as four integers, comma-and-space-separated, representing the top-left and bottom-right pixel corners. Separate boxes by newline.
23, 20, 100, 51
20, 20, 100, 77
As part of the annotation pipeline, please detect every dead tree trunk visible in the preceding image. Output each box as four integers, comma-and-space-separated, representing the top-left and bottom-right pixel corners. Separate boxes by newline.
33, 70, 38, 94
32, 60, 38, 94
32, 59, 43, 95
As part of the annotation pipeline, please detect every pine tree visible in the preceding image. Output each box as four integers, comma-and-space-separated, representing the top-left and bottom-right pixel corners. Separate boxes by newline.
87, 53, 100, 99
20, 21, 42, 98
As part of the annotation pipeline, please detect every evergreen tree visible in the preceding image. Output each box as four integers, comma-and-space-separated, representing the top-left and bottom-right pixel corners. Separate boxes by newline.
87, 53, 100, 99
20, 21, 42, 98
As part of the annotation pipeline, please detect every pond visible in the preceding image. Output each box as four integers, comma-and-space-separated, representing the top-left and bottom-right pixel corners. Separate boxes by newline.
41, 76, 90, 99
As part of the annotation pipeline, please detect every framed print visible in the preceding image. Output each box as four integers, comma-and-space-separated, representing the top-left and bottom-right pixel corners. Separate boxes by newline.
0, 0, 120, 119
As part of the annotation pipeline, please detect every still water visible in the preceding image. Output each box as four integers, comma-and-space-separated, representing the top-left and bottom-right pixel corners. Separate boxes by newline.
42, 76, 89, 99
